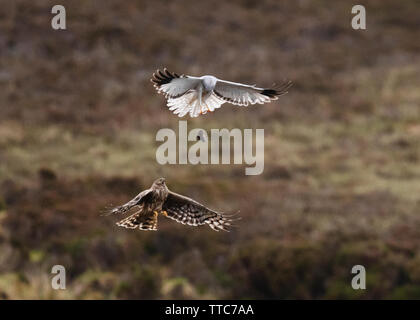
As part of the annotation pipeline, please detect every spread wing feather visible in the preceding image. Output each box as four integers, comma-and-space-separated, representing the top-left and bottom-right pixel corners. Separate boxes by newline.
214, 79, 292, 106
151, 68, 200, 99
162, 191, 237, 231
116, 209, 158, 231
167, 92, 225, 118
105, 189, 153, 216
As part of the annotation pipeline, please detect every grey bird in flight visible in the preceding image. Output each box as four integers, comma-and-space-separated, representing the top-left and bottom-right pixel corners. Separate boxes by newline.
151, 68, 292, 118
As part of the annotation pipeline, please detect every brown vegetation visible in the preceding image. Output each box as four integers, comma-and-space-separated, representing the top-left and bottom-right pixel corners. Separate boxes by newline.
0, 0, 419, 299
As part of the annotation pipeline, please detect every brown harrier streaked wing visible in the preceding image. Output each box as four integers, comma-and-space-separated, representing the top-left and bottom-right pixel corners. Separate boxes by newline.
116, 209, 158, 231
162, 191, 237, 232
105, 189, 153, 216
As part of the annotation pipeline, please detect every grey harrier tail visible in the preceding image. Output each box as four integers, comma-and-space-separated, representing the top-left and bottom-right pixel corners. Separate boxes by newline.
106, 178, 238, 232
151, 68, 292, 118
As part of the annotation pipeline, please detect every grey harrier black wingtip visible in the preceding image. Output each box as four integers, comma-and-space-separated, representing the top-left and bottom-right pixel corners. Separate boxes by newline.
158, 69, 166, 78
261, 80, 293, 99
151, 68, 181, 87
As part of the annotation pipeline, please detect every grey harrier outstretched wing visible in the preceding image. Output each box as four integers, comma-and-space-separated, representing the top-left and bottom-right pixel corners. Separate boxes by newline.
213, 79, 292, 106
151, 68, 201, 99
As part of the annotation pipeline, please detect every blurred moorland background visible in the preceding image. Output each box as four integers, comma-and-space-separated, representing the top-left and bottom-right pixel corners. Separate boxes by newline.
0, 0, 419, 299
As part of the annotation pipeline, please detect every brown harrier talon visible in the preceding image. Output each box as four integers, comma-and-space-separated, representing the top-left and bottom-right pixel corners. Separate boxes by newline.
161, 210, 168, 217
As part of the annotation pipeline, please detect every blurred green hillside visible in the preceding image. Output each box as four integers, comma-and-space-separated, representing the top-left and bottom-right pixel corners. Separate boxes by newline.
0, 0, 419, 299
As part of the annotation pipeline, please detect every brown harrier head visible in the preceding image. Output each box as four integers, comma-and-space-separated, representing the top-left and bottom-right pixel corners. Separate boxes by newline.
152, 177, 166, 189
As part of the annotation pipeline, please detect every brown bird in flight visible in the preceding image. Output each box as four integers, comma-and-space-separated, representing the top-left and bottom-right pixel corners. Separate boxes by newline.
106, 178, 238, 232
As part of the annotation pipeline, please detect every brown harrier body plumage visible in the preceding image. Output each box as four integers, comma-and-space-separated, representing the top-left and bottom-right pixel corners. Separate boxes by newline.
106, 178, 237, 232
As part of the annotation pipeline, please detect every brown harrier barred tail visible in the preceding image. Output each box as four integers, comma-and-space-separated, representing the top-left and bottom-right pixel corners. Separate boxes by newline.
151, 68, 292, 118
106, 178, 238, 232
